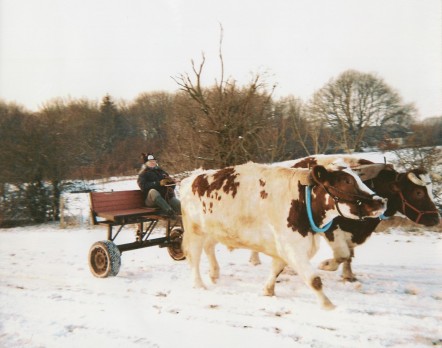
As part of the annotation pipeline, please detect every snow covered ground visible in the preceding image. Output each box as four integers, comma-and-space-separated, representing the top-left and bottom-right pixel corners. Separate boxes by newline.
1, 226, 441, 344
1, 153, 441, 348
1, 223, 441, 348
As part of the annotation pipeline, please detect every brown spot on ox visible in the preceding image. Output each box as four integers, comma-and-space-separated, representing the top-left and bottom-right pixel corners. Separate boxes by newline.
292, 157, 317, 169
212, 167, 240, 198
357, 159, 374, 165
311, 276, 323, 290
259, 179, 268, 198
191, 167, 240, 199
192, 174, 210, 198
286, 183, 312, 236
287, 198, 309, 237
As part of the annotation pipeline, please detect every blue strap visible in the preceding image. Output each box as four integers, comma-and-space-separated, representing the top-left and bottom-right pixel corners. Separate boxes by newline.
305, 186, 333, 233
379, 213, 390, 220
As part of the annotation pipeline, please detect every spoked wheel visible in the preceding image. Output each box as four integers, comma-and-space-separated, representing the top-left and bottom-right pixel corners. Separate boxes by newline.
167, 227, 186, 261
88, 240, 121, 278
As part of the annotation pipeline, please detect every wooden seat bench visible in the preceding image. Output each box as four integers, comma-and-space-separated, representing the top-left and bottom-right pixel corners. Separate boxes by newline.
90, 190, 163, 224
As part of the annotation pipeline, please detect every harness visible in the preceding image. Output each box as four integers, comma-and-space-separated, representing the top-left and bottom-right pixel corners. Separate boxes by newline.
397, 190, 439, 224
305, 186, 333, 233
305, 183, 377, 233
379, 213, 389, 220
319, 182, 377, 220
393, 173, 439, 224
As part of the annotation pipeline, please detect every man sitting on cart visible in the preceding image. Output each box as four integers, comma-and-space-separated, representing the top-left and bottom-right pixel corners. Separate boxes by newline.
137, 153, 181, 218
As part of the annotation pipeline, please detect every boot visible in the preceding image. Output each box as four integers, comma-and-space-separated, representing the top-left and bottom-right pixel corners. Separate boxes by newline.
154, 196, 176, 218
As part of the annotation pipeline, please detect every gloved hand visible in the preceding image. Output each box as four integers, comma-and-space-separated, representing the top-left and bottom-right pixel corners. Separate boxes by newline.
160, 178, 175, 186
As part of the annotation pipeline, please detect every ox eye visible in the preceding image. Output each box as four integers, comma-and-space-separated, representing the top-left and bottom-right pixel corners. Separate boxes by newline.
343, 177, 352, 185
415, 189, 424, 198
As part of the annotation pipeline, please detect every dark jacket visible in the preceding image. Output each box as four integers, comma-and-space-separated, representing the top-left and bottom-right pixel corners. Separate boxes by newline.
137, 166, 175, 201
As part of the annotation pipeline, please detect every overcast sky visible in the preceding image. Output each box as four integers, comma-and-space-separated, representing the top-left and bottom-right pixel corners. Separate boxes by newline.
1, 0, 441, 119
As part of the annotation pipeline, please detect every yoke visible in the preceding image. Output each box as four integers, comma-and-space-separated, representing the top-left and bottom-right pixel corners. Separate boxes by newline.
88, 190, 185, 278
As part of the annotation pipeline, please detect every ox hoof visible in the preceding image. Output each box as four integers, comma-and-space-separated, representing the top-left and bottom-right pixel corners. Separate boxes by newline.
250, 259, 261, 266
318, 259, 340, 272
322, 301, 336, 311
209, 268, 220, 283
249, 253, 261, 266
263, 288, 275, 297
342, 276, 358, 283
193, 282, 207, 290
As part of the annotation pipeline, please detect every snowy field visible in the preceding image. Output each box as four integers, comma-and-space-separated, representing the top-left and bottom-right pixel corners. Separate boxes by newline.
1, 152, 442, 348
0, 223, 441, 347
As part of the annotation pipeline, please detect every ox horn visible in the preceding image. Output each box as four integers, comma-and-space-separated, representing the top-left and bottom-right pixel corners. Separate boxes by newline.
407, 172, 426, 186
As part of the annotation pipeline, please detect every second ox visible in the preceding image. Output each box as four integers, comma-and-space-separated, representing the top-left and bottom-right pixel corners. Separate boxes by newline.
180, 162, 386, 310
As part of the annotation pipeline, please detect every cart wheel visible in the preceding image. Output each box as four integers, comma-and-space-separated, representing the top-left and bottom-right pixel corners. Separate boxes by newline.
88, 240, 121, 278
167, 227, 186, 261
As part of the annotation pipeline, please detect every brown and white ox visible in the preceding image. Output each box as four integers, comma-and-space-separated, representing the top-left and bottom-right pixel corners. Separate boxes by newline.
250, 155, 440, 281
180, 162, 386, 310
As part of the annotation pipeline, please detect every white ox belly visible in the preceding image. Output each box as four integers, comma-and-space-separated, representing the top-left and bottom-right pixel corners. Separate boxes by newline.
197, 212, 320, 262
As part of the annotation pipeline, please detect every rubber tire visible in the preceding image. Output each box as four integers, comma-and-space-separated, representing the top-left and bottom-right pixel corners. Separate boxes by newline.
167, 227, 186, 261
88, 240, 121, 278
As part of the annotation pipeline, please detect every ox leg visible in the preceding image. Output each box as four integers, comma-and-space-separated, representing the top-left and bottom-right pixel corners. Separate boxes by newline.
319, 230, 351, 272
184, 233, 207, 289
341, 248, 357, 282
249, 251, 262, 266
288, 254, 335, 310
203, 237, 220, 283
263, 257, 286, 296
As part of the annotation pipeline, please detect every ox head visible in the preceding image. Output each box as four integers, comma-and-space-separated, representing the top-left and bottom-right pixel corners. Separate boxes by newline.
385, 169, 440, 226
310, 165, 387, 220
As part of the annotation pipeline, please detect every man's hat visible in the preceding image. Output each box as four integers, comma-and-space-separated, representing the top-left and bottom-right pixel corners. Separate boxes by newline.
141, 153, 156, 163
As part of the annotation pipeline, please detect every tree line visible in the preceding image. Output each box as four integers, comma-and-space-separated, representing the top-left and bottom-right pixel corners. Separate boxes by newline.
1, 65, 441, 226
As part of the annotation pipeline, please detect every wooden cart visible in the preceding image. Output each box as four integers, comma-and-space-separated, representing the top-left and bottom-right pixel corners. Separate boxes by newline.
88, 190, 185, 278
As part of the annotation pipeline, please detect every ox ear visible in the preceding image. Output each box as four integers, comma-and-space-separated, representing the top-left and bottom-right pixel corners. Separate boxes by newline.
311, 165, 329, 185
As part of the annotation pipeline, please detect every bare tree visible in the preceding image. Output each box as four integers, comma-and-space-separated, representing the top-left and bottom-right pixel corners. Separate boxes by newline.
309, 70, 415, 152
274, 97, 333, 158
171, 28, 276, 169
127, 92, 173, 153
